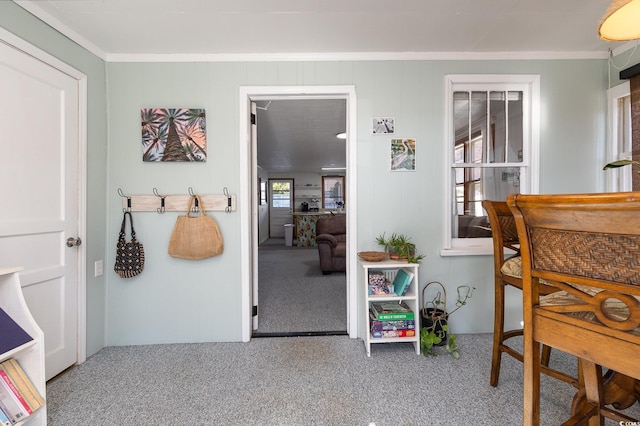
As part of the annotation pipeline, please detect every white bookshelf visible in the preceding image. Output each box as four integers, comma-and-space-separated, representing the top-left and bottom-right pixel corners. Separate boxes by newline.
358, 259, 420, 357
0, 267, 46, 425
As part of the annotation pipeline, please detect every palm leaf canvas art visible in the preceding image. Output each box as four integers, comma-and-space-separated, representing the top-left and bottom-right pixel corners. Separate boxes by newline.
141, 108, 206, 162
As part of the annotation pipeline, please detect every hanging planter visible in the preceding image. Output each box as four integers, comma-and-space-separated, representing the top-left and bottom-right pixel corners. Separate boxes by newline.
420, 281, 474, 359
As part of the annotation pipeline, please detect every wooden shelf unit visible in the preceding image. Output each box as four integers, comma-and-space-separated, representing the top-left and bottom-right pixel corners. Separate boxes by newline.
0, 267, 46, 425
358, 259, 420, 357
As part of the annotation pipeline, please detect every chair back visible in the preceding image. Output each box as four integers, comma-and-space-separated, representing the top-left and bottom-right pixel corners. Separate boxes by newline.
508, 192, 640, 423
482, 200, 520, 273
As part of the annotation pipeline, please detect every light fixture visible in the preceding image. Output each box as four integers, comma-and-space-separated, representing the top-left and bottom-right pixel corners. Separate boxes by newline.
336, 132, 346, 140
599, 0, 640, 41
322, 167, 346, 171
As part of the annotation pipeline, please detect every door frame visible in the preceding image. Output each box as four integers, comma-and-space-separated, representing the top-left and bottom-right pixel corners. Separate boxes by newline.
0, 27, 88, 365
239, 85, 357, 341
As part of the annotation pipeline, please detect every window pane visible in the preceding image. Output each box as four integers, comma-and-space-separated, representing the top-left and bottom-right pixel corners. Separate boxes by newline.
271, 182, 291, 208
490, 91, 506, 163
451, 166, 522, 238
453, 92, 469, 163
507, 91, 524, 162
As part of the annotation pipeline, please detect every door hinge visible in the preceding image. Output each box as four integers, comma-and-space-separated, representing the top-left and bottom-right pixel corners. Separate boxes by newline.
252, 305, 258, 317
251, 113, 256, 125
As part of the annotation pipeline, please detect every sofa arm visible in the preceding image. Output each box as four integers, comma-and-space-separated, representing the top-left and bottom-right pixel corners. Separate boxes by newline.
316, 233, 338, 247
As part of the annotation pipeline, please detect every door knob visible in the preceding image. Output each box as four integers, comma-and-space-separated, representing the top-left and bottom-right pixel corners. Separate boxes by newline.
66, 237, 82, 247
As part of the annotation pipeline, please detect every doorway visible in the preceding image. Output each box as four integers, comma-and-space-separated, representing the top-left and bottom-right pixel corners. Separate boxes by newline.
239, 86, 358, 342
268, 179, 294, 238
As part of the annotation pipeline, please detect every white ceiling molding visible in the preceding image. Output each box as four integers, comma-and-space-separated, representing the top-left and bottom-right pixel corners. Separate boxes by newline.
106, 51, 609, 63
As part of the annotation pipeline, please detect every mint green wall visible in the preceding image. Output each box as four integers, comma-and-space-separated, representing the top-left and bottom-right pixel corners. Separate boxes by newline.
106, 58, 608, 344
0, 3, 108, 356
0, 1, 611, 349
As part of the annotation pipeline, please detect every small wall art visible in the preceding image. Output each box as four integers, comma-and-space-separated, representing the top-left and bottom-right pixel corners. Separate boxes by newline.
141, 108, 206, 162
390, 138, 416, 171
372, 117, 395, 134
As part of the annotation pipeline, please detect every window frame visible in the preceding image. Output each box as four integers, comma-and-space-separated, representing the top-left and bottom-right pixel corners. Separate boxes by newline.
605, 81, 632, 192
441, 75, 540, 256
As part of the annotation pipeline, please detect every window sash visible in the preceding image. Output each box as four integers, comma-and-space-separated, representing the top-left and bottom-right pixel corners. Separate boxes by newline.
443, 75, 540, 253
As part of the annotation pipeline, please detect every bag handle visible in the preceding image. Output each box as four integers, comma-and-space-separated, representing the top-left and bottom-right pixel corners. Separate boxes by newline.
120, 211, 136, 238
186, 195, 206, 217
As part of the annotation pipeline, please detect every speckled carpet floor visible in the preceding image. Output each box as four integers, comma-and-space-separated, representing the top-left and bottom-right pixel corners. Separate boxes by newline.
255, 240, 346, 335
45, 334, 640, 425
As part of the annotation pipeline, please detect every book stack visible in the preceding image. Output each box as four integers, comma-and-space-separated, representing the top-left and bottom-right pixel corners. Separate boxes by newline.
0, 358, 44, 425
369, 301, 415, 338
367, 270, 394, 295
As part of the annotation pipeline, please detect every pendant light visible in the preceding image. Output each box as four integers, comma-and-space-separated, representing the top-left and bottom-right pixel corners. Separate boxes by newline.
599, 0, 640, 41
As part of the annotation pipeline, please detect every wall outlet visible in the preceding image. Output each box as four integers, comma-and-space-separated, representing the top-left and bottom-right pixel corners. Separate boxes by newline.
95, 260, 104, 277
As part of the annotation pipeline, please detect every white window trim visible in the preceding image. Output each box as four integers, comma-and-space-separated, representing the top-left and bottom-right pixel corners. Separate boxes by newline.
440, 74, 540, 256
605, 81, 631, 192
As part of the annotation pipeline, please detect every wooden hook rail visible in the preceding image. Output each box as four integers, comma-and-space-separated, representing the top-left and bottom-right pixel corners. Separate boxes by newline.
118, 187, 236, 213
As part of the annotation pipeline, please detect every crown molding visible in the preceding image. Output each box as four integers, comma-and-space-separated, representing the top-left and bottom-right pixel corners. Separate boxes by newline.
106, 50, 609, 63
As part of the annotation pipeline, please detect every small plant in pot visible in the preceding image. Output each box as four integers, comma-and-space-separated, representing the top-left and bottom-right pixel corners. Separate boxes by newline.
420, 281, 474, 359
375, 233, 425, 263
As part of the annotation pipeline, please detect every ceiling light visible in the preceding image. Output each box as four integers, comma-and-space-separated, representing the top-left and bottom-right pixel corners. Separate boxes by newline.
599, 0, 640, 41
322, 167, 346, 171
336, 132, 347, 140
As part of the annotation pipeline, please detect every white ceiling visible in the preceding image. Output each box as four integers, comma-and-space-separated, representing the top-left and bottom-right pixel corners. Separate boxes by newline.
16, 0, 623, 58
14, 0, 624, 173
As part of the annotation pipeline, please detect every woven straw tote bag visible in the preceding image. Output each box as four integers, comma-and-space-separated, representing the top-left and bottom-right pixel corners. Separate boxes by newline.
168, 195, 224, 260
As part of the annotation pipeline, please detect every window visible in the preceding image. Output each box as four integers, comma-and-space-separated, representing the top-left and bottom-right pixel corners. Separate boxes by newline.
606, 82, 632, 192
443, 75, 540, 254
270, 181, 291, 208
322, 176, 345, 209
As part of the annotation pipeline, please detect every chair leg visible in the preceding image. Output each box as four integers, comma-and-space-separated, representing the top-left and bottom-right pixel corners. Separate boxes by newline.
541, 344, 552, 367
490, 279, 506, 387
565, 360, 603, 426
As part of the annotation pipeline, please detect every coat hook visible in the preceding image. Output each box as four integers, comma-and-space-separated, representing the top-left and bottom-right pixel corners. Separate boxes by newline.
153, 188, 166, 214
224, 187, 232, 213
187, 187, 200, 213
118, 188, 131, 212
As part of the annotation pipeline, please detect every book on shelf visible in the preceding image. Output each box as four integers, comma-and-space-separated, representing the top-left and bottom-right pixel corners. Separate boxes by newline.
392, 268, 414, 296
370, 301, 414, 321
369, 311, 415, 331
0, 406, 12, 426
0, 358, 44, 414
0, 379, 29, 425
371, 329, 416, 339
0, 308, 33, 354
0, 370, 32, 415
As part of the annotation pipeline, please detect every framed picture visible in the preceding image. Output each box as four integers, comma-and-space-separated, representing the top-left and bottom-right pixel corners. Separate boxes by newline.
141, 108, 206, 162
390, 138, 416, 171
372, 117, 395, 134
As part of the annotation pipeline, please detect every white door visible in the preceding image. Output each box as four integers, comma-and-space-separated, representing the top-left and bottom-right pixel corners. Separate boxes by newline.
268, 179, 293, 238
0, 39, 82, 380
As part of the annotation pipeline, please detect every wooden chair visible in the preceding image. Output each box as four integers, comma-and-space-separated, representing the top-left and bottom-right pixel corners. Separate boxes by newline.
482, 200, 577, 387
508, 192, 640, 425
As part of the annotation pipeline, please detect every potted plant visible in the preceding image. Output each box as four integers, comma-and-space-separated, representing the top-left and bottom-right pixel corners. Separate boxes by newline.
420, 281, 474, 359
375, 233, 425, 263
